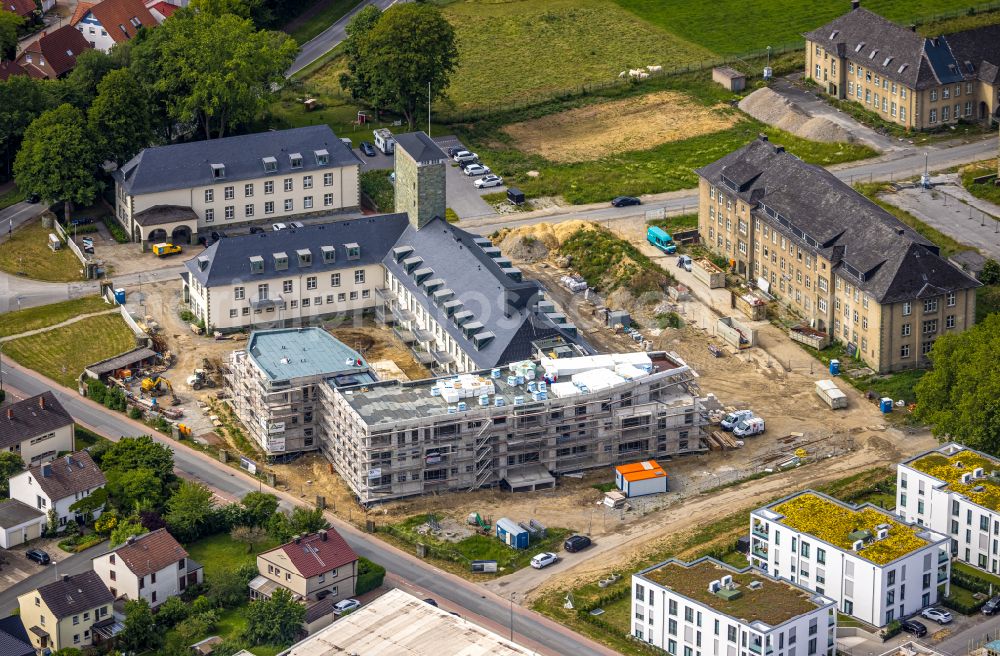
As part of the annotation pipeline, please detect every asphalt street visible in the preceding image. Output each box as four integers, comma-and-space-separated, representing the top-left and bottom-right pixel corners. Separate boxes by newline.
0, 540, 109, 616
286, 0, 402, 77
0, 361, 614, 656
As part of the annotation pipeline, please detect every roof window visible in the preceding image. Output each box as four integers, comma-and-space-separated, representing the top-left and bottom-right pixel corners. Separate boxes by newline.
289, 153, 303, 169
868, 49, 878, 60
855, 42, 866, 53
129, 16, 142, 28
321, 245, 335, 264
273, 252, 288, 271
883, 57, 892, 67
249, 256, 264, 274
345, 243, 360, 260
829, 30, 839, 39
296, 249, 312, 267
314, 149, 329, 165
262, 156, 278, 173
211, 163, 225, 180
898, 63, 909, 73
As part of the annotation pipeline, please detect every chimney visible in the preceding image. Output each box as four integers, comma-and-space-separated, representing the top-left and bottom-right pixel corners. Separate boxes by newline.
41, 463, 52, 478
320, 530, 328, 542
851, 0, 860, 10
758, 134, 769, 142
126, 535, 136, 545
62, 574, 69, 583
39, 395, 45, 410
5, 408, 11, 420
294, 535, 301, 544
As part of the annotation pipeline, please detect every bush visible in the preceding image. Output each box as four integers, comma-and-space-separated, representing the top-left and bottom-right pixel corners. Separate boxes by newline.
951, 568, 993, 595
179, 309, 196, 322
86, 379, 108, 404
155, 595, 189, 627
356, 557, 386, 595
880, 619, 902, 639
360, 169, 394, 212
941, 589, 987, 615
128, 407, 144, 420
102, 214, 130, 244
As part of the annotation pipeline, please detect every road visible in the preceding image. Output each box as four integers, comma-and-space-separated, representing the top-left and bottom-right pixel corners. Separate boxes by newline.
286, 0, 401, 77
0, 361, 614, 656
0, 540, 109, 616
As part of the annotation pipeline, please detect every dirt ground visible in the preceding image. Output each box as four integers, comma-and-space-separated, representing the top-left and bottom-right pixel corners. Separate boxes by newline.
330, 323, 431, 381
501, 91, 739, 163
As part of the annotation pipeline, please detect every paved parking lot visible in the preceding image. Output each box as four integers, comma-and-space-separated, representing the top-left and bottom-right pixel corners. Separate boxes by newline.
0, 536, 69, 587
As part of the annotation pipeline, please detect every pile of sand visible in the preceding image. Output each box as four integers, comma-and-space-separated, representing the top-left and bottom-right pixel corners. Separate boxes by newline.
495, 220, 595, 262
739, 87, 854, 143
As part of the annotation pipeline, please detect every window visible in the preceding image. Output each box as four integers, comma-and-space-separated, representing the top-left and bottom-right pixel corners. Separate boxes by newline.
362, 289, 370, 299
901, 344, 910, 358
224, 186, 234, 200
946, 315, 955, 329
324, 193, 334, 207
307, 276, 317, 290
946, 291, 956, 307
324, 173, 333, 186
923, 320, 938, 334
922, 341, 934, 355
930, 109, 938, 123
284, 199, 293, 212
304, 196, 313, 209
265, 180, 274, 194
283, 280, 293, 294
204, 189, 214, 203
225, 206, 234, 220
265, 201, 274, 215
924, 298, 939, 313
901, 323, 911, 337
229, 309, 237, 318
901, 107, 906, 121
931, 89, 938, 101
355, 269, 365, 284
903, 302, 912, 316
331, 273, 341, 287
205, 208, 215, 222
258, 284, 269, 300
303, 175, 313, 189
350, 291, 358, 300
284, 178, 293, 192
245, 183, 254, 197
942, 105, 950, 121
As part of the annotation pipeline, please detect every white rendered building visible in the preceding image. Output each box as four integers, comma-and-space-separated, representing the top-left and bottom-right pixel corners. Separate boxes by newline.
91, 529, 202, 607
8, 451, 106, 531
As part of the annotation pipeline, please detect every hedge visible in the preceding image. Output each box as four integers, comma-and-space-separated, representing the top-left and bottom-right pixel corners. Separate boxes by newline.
952, 568, 993, 595
356, 557, 386, 595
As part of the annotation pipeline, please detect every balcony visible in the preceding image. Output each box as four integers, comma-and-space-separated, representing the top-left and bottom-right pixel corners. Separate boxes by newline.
752, 526, 769, 539
938, 569, 949, 583
375, 288, 396, 302
939, 551, 950, 564
752, 546, 769, 560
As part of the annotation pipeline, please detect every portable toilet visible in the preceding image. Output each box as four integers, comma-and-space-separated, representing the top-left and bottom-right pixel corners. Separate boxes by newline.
829, 359, 841, 376
495, 517, 529, 549
113, 288, 126, 305
615, 460, 668, 497
880, 397, 893, 414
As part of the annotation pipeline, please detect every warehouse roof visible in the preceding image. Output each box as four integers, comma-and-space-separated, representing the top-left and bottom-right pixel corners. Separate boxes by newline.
246, 328, 369, 382
0, 392, 73, 450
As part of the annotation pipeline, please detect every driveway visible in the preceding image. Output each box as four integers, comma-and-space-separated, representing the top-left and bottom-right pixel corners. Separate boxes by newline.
433, 135, 501, 220
286, 0, 404, 77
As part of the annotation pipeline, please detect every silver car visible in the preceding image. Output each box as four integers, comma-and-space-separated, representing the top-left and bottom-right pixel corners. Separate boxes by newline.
463, 163, 491, 176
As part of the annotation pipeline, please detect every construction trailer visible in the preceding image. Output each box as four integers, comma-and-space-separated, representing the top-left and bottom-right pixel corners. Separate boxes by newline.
615, 460, 668, 497
815, 379, 848, 409
495, 517, 529, 549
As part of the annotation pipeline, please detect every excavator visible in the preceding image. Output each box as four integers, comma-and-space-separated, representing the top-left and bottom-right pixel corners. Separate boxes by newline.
141, 377, 179, 405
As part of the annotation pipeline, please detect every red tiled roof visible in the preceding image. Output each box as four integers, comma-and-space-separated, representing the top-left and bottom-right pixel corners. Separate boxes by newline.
70, 1, 96, 26
265, 530, 357, 579
15, 25, 91, 78
110, 528, 188, 578
0, 60, 28, 81
5, 0, 35, 18
87, 0, 156, 43
149, 1, 176, 19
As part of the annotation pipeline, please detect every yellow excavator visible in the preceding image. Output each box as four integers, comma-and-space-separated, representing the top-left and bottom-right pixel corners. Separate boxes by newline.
141, 377, 179, 404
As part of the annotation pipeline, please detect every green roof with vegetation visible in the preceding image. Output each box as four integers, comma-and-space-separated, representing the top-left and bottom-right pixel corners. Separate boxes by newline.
772, 492, 928, 566
910, 449, 1000, 511
642, 559, 824, 626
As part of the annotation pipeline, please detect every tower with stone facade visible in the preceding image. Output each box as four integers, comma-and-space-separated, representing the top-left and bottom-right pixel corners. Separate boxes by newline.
393, 131, 447, 229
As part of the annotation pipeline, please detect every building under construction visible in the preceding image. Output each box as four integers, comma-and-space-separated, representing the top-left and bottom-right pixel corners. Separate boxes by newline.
320, 350, 708, 505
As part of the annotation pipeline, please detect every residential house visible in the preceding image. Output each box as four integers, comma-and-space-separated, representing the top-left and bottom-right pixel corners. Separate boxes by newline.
92, 528, 203, 607
8, 450, 107, 531
897, 443, 1000, 576
0, 616, 36, 656
696, 135, 979, 373
17, 571, 115, 653
114, 125, 360, 244
749, 490, 950, 626
71, 0, 156, 52
0, 391, 75, 465
5, 0, 40, 20
632, 557, 837, 655
805, 0, 1000, 128
251, 529, 358, 605
0, 60, 28, 81
14, 25, 91, 79
0, 499, 46, 549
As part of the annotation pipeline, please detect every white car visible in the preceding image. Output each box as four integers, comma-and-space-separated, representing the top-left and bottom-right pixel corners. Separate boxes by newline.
272, 223, 288, 231
530, 552, 559, 569
677, 255, 693, 272
463, 163, 491, 176
453, 150, 478, 164
920, 607, 952, 624
720, 409, 754, 431
333, 599, 361, 615
474, 175, 504, 189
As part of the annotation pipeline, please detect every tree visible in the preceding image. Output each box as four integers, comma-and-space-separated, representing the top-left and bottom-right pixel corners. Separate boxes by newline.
68, 487, 107, 523
46, 508, 58, 536
100, 435, 175, 480
0, 75, 55, 176
230, 525, 269, 553
243, 588, 305, 645
0, 451, 24, 496
338, 5, 385, 109
267, 510, 291, 543
106, 468, 163, 512
119, 599, 161, 653
64, 47, 128, 108
94, 510, 118, 535
915, 313, 1000, 452
155, 595, 189, 628
110, 516, 148, 547
0, 10, 22, 61
166, 480, 215, 541
88, 68, 153, 164
981, 259, 1000, 286
345, 3, 457, 129
241, 491, 278, 526
13, 104, 97, 221
289, 506, 328, 535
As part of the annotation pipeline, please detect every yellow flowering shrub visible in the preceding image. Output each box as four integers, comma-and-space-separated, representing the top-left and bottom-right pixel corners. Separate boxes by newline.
911, 451, 1000, 510
774, 493, 926, 565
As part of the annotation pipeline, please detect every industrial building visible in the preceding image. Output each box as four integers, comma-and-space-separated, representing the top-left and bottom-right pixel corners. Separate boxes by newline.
319, 350, 708, 504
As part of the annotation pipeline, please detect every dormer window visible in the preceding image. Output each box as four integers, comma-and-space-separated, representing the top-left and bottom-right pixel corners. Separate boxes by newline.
119, 24, 129, 37
262, 156, 278, 173
345, 243, 360, 260
290, 153, 303, 169
129, 16, 142, 28
855, 42, 865, 53
249, 255, 264, 273
274, 252, 288, 271
211, 163, 225, 180
315, 149, 329, 166
321, 245, 335, 264
297, 249, 312, 267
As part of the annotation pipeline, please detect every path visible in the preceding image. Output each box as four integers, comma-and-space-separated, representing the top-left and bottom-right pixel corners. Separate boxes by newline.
286, 0, 403, 77
0, 308, 119, 343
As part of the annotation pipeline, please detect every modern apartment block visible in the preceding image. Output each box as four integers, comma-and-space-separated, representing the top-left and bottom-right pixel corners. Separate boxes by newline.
632, 557, 837, 656
114, 125, 360, 245
897, 443, 1000, 575
750, 490, 950, 627
805, 1, 1000, 129
696, 135, 979, 373
320, 350, 707, 504
227, 328, 374, 457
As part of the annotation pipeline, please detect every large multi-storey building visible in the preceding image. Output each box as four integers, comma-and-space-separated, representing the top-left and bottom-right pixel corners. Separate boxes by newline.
749, 490, 950, 627
897, 443, 1000, 576
114, 125, 360, 245
696, 135, 979, 373
632, 557, 837, 656
805, 1, 1000, 129
321, 350, 707, 504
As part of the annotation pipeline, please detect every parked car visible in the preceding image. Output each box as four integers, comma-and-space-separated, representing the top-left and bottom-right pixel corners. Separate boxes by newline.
983, 595, 1000, 615
463, 163, 491, 177
26, 193, 40, 204
423, 598, 438, 607
530, 552, 559, 569
677, 255, 693, 272
721, 410, 754, 431
447, 146, 463, 157
272, 223, 288, 231
360, 141, 377, 157
733, 417, 765, 438
290, 221, 305, 229
611, 196, 641, 207
900, 619, 927, 637
333, 599, 361, 616
210, 231, 228, 242
564, 535, 592, 553
474, 175, 504, 189
26, 549, 50, 565
453, 150, 478, 164
249, 226, 265, 234
920, 607, 952, 624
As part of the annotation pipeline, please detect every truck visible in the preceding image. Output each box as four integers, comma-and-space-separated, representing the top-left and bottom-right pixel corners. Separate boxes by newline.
152, 243, 182, 257
646, 226, 677, 254
815, 379, 848, 409
373, 128, 394, 155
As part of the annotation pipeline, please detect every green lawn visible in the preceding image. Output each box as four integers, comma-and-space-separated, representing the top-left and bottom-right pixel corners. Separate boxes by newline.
648, 213, 699, 234
961, 160, 1000, 206
954, 561, 1000, 589
0, 296, 110, 338
284, 0, 361, 44
4, 314, 136, 387
0, 218, 83, 282
185, 532, 281, 574
0, 185, 25, 210
74, 426, 112, 450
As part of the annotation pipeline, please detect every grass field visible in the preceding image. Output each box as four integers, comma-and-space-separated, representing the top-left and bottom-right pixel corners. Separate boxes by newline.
4, 314, 136, 387
284, 0, 360, 44
0, 218, 82, 282
961, 160, 1000, 206
0, 296, 109, 338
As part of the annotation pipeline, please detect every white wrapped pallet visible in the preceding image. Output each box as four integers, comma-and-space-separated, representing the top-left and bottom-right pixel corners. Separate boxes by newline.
550, 382, 580, 398
615, 364, 648, 380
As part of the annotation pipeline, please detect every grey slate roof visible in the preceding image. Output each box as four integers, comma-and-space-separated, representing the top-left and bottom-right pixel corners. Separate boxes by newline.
184, 214, 410, 287
942, 24, 1000, 83
0, 499, 45, 528
394, 131, 446, 164
114, 125, 360, 196
695, 136, 979, 304
37, 571, 114, 619
0, 392, 73, 451
0, 616, 33, 656
28, 450, 106, 502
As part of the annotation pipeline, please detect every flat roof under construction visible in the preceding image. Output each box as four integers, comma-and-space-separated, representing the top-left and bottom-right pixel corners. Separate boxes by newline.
246, 328, 368, 382
282, 588, 538, 656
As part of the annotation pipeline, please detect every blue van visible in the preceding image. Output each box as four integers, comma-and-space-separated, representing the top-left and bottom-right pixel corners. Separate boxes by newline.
647, 226, 677, 254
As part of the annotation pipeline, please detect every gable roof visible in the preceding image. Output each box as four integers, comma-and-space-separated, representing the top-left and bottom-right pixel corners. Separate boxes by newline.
0, 391, 73, 450
0, 60, 28, 81
26, 450, 106, 502
695, 136, 979, 303
37, 571, 114, 619
106, 528, 188, 578
70, 1, 96, 26
942, 24, 1000, 83
0, 617, 33, 656
82, 0, 156, 43
395, 131, 447, 165
17, 25, 91, 78
114, 125, 360, 196
5, 0, 35, 17
263, 530, 357, 579
148, 0, 177, 21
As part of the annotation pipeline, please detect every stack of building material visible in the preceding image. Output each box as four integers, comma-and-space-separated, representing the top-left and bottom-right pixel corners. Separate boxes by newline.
573, 368, 626, 393
433, 375, 497, 403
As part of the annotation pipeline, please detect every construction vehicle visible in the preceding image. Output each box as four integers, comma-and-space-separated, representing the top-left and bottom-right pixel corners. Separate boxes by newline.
141, 377, 179, 405
152, 243, 182, 257
187, 369, 216, 390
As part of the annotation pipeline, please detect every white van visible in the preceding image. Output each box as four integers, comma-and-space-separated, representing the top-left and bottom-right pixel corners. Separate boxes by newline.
720, 409, 753, 431
733, 417, 765, 437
